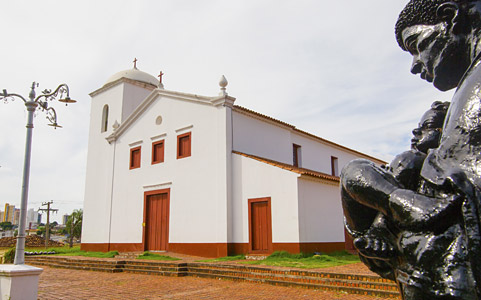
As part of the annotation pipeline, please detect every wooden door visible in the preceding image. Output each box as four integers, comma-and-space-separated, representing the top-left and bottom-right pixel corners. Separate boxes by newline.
249, 198, 272, 253
145, 191, 169, 251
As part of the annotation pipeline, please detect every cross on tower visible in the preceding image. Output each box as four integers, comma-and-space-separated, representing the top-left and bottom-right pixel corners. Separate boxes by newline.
158, 71, 164, 83
133, 58, 138, 69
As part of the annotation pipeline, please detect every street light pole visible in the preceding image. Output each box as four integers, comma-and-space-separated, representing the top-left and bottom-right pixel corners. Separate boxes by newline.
1, 82, 75, 265
15, 97, 38, 265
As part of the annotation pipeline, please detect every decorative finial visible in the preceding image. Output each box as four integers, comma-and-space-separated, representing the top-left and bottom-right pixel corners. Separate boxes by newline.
219, 75, 228, 96
157, 70, 165, 89
133, 58, 138, 69
112, 120, 120, 130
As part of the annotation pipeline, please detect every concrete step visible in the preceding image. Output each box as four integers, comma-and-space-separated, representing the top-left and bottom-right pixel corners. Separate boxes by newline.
186, 264, 398, 298
188, 266, 396, 288
189, 271, 398, 298
188, 262, 391, 283
122, 268, 188, 277
115, 252, 140, 259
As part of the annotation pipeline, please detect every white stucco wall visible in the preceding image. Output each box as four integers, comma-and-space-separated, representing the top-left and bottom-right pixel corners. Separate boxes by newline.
121, 83, 154, 121
107, 93, 230, 244
82, 84, 125, 244
232, 112, 293, 165
297, 178, 345, 242
232, 110, 384, 176
291, 133, 372, 175
231, 153, 300, 244
82, 81, 160, 244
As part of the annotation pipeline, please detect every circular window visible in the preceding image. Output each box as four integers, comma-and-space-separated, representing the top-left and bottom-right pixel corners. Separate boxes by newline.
155, 116, 162, 125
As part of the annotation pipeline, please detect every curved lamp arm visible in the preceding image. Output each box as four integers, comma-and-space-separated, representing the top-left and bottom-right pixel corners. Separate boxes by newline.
0, 89, 28, 103
35, 83, 71, 103
45, 107, 62, 129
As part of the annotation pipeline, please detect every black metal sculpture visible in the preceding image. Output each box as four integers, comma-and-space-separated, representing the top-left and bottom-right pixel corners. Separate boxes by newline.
341, 0, 481, 299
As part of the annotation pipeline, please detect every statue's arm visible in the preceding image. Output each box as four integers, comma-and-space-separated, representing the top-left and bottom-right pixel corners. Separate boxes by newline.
341, 159, 463, 231
386, 188, 462, 230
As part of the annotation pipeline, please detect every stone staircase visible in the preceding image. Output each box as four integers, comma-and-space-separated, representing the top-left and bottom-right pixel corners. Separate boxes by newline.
121, 260, 188, 277
187, 262, 399, 298
25, 256, 124, 273
25, 256, 400, 298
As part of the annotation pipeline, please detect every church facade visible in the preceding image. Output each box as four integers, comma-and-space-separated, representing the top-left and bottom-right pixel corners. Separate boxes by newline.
81, 67, 384, 257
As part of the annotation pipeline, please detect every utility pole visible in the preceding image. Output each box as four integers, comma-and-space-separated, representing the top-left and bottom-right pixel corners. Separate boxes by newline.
38, 201, 58, 248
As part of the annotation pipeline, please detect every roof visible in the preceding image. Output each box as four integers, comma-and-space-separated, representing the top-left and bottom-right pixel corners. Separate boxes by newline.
96, 71, 385, 165
233, 151, 340, 183
233, 105, 386, 165
104, 68, 160, 87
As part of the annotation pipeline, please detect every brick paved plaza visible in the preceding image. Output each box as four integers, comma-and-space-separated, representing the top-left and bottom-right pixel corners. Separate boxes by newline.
38, 266, 388, 300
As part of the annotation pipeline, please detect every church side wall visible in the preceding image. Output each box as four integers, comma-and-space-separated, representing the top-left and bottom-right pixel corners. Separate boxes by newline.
290, 133, 374, 175
232, 112, 293, 165
82, 85, 124, 245
230, 153, 300, 254
106, 95, 230, 257
297, 178, 345, 252
232, 111, 383, 176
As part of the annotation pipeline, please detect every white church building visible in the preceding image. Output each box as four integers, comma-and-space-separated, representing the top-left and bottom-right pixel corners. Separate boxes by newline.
81, 65, 385, 257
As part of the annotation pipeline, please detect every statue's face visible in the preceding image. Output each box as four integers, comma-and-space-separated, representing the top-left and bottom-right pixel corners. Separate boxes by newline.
411, 108, 444, 153
402, 24, 470, 91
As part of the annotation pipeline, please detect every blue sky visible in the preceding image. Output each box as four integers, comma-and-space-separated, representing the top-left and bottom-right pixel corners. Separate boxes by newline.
0, 0, 454, 222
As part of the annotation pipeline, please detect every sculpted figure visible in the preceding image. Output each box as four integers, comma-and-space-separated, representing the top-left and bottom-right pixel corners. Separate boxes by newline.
341, 0, 481, 298
353, 101, 449, 260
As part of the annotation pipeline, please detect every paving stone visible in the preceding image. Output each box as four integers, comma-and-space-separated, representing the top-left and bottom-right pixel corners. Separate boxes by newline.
38, 266, 395, 300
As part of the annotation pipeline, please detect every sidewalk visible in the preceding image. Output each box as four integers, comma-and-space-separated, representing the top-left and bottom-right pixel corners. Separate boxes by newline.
38, 265, 390, 300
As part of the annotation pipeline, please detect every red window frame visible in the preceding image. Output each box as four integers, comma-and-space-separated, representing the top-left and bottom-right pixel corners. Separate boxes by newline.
152, 140, 165, 164
331, 156, 339, 176
177, 132, 191, 159
293, 144, 301, 167
130, 146, 141, 169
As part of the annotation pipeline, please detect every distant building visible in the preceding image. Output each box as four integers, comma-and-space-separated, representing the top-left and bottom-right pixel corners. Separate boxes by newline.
3, 204, 15, 223
0, 211, 4, 222
13, 209, 20, 225
62, 214, 70, 225
37, 213, 42, 224
0, 230, 14, 238
27, 208, 39, 229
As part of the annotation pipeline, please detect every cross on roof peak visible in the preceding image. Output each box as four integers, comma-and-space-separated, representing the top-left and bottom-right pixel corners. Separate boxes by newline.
133, 58, 138, 69
158, 71, 164, 83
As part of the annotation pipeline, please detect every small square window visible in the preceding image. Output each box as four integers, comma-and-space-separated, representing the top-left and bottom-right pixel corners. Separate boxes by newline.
152, 140, 165, 164
177, 132, 191, 159
130, 147, 141, 169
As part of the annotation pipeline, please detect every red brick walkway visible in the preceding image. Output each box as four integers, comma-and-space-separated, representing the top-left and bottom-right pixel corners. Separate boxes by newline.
38, 266, 389, 300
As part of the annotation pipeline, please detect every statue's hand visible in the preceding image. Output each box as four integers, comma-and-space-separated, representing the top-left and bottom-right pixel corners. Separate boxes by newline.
388, 189, 462, 230
354, 235, 397, 260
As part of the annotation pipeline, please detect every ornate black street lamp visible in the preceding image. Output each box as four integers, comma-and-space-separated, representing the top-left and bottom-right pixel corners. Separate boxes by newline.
1, 82, 75, 265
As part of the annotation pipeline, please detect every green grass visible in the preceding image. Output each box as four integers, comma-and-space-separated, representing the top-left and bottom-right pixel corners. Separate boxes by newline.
26, 246, 119, 258
198, 254, 246, 262
136, 251, 180, 261
242, 250, 360, 269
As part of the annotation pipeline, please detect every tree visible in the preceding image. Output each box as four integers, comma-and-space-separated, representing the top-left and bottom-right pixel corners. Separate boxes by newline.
0, 222, 13, 231
36, 226, 46, 237
66, 209, 82, 248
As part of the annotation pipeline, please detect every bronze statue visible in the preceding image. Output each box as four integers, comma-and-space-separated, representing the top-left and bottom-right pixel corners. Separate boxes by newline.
341, 0, 481, 299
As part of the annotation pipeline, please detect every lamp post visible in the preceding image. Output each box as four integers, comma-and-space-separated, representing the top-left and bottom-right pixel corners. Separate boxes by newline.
1, 82, 75, 265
